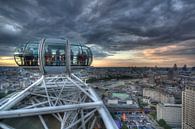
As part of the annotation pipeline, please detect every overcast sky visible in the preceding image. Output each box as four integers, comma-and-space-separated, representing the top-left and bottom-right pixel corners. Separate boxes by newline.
0, 0, 195, 67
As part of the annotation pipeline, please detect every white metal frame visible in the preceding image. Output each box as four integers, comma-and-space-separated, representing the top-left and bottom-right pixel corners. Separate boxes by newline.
0, 74, 118, 129
0, 38, 118, 129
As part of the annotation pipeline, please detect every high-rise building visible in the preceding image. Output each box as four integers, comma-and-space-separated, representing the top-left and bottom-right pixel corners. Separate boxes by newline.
182, 83, 195, 129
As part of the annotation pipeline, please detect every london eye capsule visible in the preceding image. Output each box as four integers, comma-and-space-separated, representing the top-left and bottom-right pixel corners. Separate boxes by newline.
14, 38, 93, 74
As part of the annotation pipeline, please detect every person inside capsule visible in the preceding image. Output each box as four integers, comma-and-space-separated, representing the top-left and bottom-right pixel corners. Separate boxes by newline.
55, 49, 60, 66
24, 48, 33, 66
71, 49, 73, 65
45, 47, 52, 65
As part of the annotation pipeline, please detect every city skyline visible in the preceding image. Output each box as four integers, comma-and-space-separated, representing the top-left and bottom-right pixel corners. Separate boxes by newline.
0, 0, 195, 67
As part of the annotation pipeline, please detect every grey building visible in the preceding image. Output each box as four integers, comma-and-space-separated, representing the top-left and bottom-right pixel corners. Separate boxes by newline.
182, 83, 195, 129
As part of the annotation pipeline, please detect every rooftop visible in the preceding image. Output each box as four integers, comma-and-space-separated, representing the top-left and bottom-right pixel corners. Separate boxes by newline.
112, 93, 130, 100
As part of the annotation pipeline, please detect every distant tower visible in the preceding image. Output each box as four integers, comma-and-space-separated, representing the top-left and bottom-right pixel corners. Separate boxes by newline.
167, 64, 178, 80
173, 64, 178, 71
182, 64, 187, 71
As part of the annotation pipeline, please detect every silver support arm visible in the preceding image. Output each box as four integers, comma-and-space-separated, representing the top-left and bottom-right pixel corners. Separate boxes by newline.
66, 40, 71, 76
0, 76, 44, 110
0, 122, 15, 129
88, 87, 118, 129
38, 38, 46, 75
0, 101, 102, 119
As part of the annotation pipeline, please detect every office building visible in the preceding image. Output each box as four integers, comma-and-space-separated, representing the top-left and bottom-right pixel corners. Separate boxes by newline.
182, 83, 195, 129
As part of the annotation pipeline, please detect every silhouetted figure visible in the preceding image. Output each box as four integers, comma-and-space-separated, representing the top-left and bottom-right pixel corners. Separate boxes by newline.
29, 48, 34, 66
46, 48, 52, 65
60, 53, 65, 65
71, 49, 74, 65
31, 48, 38, 66
77, 51, 82, 65
82, 51, 87, 65
24, 48, 33, 66
56, 49, 60, 66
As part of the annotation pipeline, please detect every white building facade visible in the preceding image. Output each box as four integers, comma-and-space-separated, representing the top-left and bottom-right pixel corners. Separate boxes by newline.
157, 103, 181, 128
143, 88, 175, 104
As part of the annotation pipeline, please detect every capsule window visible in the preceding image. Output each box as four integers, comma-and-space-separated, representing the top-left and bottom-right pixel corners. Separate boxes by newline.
81, 47, 89, 66
23, 42, 39, 66
45, 44, 65, 66
71, 45, 81, 65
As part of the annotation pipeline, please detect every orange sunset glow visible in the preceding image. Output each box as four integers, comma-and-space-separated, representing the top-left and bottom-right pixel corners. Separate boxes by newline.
0, 56, 17, 66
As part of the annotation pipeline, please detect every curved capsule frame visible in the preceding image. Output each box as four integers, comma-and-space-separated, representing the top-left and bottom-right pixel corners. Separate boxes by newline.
14, 41, 31, 66
14, 38, 93, 74
66, 40, 71, 76
14, 52, 22, 66
39, 38, 46, 74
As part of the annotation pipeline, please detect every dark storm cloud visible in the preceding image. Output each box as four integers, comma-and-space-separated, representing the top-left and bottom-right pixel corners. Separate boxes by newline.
0, 0, 195, 57
81, 0, 195, 50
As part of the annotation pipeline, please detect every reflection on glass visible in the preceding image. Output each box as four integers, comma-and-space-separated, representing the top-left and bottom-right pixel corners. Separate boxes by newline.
45, 44, 65, 66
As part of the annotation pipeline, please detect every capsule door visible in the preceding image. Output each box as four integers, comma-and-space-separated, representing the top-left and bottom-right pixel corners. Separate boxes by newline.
43, 39, 66, 74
